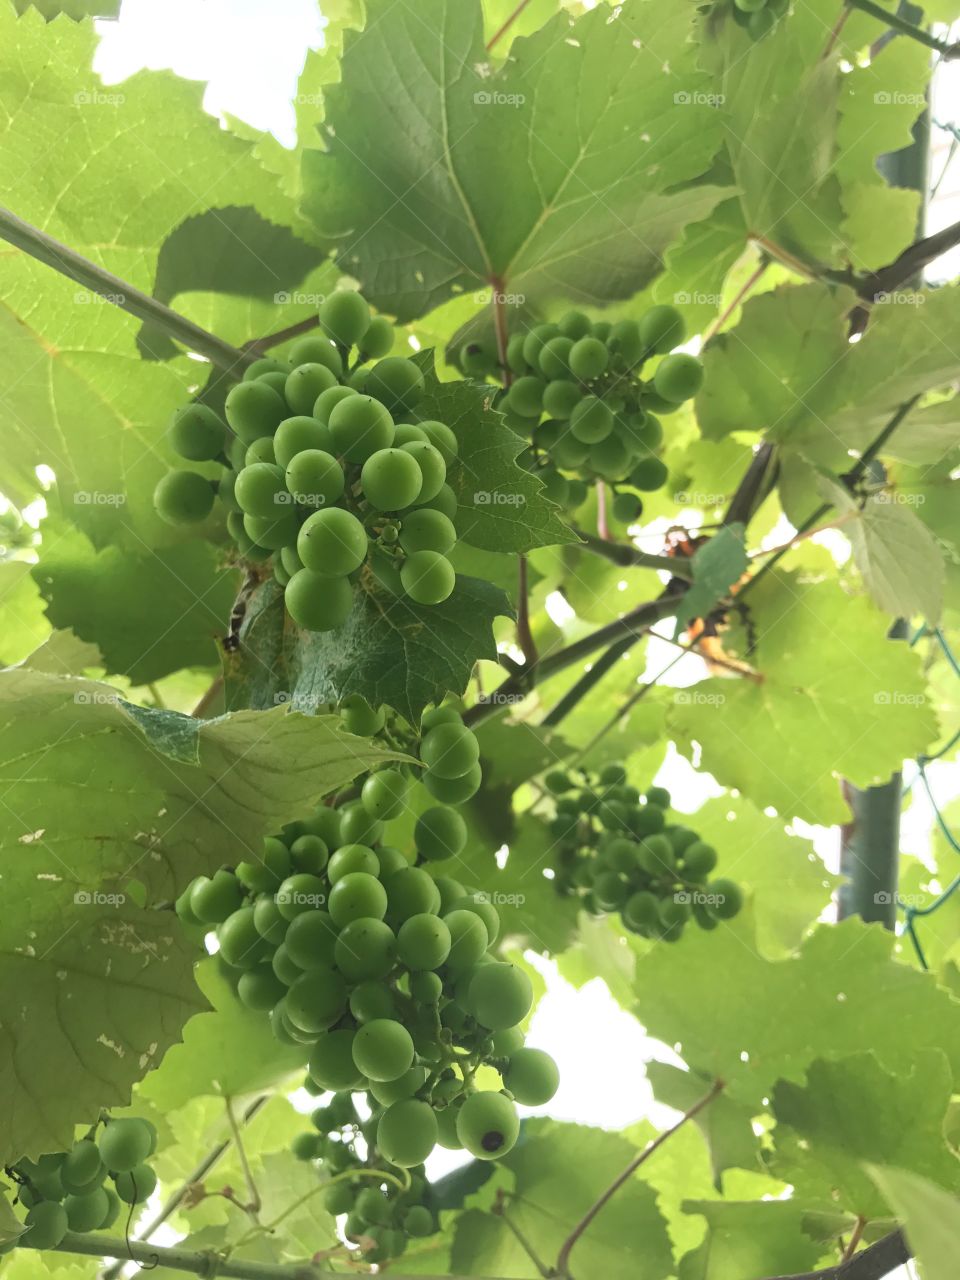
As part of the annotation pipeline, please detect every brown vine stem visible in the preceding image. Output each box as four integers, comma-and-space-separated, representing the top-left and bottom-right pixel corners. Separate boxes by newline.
841, 1216, 867, 1263
492, 1191, 554, 1278
244, 313, 321, 356
486, 0, 535, 51
702, 259, 769, 344
747, 233, 823, 281
555, 1079, 725, 1279
821, 5, 853, 59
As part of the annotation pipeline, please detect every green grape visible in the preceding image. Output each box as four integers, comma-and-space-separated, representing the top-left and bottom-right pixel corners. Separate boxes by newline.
258, 371, 290, 397
113, 1163, 158, 1205
328, 395, 395, 463
339, 803, 383, 846
319, 291, 371, 346
284, 910, 337, 969
243, 357, 291, 381
190, 870, 243, 925
521, 324, 559, 369
361, 447, 423, 510
417, 480, 458, 520
401, 550, 455, 605
570, 395, 613, 443
291, 1132, 320, 1161
377, 1099, 438, 1168
385, 867, 442, 923
237, 965, 287, 1012
424, 761, 482, 804
421, 705, 461, 730
397, 913, 452, 970
629, 456, 669, 491
235, 463, 286, 518
287, 335, 342, 374
443, 909, 489, 970
153, 470, 215, 526
314, 383, 358, 424
607, 318, 643, 366
24, 1201, 69, 1249
593, 870, 628, 910
507, 375, 545, 418
323, 1181, 355, 1215
503, 1048, 559, 1105
539, 468, 569, 506
275, 872, 327, 921
638, 304, 685, 355
98, 1118, 154, 1174
458, 340, 494, 377
245, 437, 277, 466
286, 965, 348, 1032
435, 1102, 463, 1150
542, 379, 582, 418
538, 336, 574, 380
399, 441, 446, 503
364, 356, 425, 414
402, 1203, 433, 1236
568, 335, 609, 380
225, 380, 288, 444
253, 896, 288, 944
284, 450, 345, 512
504, 333, 527, 374
376, 846, 408, 877
349, 979, 397, 1022
361, 770, 409, 820
551, 425, 591, 468
328, 872, 388, 926
285, 363, 338, 416
352, 1018, 415, 1082
589, 433, 631, 480
309, 1031, 361, 1090
747, 7, 777, 36
611, 491, 643, 523
710, 878, 743, 919
217, 470, 241, 514
218, 907, 271, 969
414, 806, 467, 860
653, 353, 704, 403
557, 309, 591, 339
243, 510, 298, 551
340, 695, 385, 736
335, 917, 397, 981
622, 891, 660, 933
297, 507, 367, 575
168, 403, 225, 461
416, 420, 458, 465
348, 366, 370, 391
355, 1186, 391, 1225
360, 315, 395, 360
291, 834, 329, 873
393, 423, 428, 446
456, 1091, 519, 1160
682, 841, 718, 879
273, 415, 331, 470
420, 723, 479, 779
60, 1140, 104, 1195
469, 963, 533, 1031
492, 1026, 524, 1056
410, 970, 443, 1004
99, 1187, 121, 1230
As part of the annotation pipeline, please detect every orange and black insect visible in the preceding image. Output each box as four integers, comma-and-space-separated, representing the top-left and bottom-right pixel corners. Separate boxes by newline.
664, 526, 757, 673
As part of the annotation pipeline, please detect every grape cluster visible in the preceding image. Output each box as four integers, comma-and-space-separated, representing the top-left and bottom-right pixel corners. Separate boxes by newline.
153, 291, 463, 631
175, 700, 558, 1264
290, 1091, 441, 1263
542, 766, 743, 941
717, 0, 789, 39
7, 1118, 158, 1252
459, 304, 702, 519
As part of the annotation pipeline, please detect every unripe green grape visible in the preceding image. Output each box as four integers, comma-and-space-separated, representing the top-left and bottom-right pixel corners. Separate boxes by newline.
319, 291, 371, 347
401, 550, 455, 605
243, 510, 297, 551
283, 910, 337, 969
682, 841, 718, 879
285, 362, 338, 416
376, 1099, 438, 1168
276, 871, 327, 921
361, 769, 409, 820
421, 722, 479, 779
667, 826, 698, 856
638, 304, 685, 355
637, 834, 675, 876
98, 1118, 154, 1174
570, 395, 613, 443
97, 1187, 121, 1231
589, 433, 631, 480
335, 917, 397, 982
286, 570, 353, 631
245, 437, 277, 466
253, 897, 287, 944
551, 426, 591, 469
710, 878, 743, 919
377, 846, 409, 878
340, 694, 385, 736
297, 507, 367, 575
506, 333, 528, 374
339, 803, 383, 846
168, 403, 225, 461
24, 1201, 69, 1249
243, 357, 291, 381
611, 491, 643, 523
290, 834, 329, 874
492, 1026, 525, 1056
225, 380, 287, 444
349, 367, 370, 392
314, 383, 358, 424
358, 315, 394, 360
424, 761, 482, 804
291, 1132, 321, 1162
61, 1140, 104, 1194
273, 417, 330, 472
734, 0, 766, 9
258, 371, 290, 397
365, 357, 425, 414
153, 469, 215, 526
607, 318, 643, 367
593, 870, 628, 910
283, 450, 344, 512
288, 335, 342, 374
349, 979, 397, 1023
503, 1048, 560, 1105
653, 353, 704, 404
235, 463, 286, 518
286, 965, 348, 1033
415, 806, 467, 861
393, 423, 428, 446
415, 420, 458, 466
630, 455, 669, 491
352, 1018, 415, 1082
454, 895, 500, 945
460, 340, 496, 376
404, 1203, 435, 1236
557, 309, 592, 339
397, 913, 452, 970
218, 907, 271, 969
398, 441, 446, 503
456, 1091, 519, 1160
410, 970, 443, 1004
386, 866, 442, 923
521, 324, 559, 369
542, 379, 582, 419
506, 375, 545, 418
470, 963, 533, 1031
623, 890, 660, 933
361, 447, 423, 511
539, 468, 569, 506
568, 335, 609, 380
436, 1102, 463, 1150
190, 869, 243, 925
355, 1186, 392, 1225
237, 965, 287, 1011
323, 1180, 355, 1215
538, 336, 574, 380
328, 395, 395, 463
217, 470, 241, 514
328, 871, 388, 926
398, 506, 458, 554
443, 909, 490, 970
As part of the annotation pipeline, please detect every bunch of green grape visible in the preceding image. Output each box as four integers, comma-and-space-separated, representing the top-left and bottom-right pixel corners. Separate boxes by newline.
458, 304, 702, 520
542, 765, 743, 941
153, 291, 463, 631
7, 1118, 159, 1252
717, 0, 789, 39
175, 700, 559, 1222
290, 1091, 441, 1263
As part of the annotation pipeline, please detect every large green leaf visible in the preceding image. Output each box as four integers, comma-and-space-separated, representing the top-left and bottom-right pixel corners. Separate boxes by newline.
677, 1201, 822, 1280
303, 0, 729, 319
867, 1166, 960, 1280
633, 917, 960, 1108
669, 569, 937, 824
0, 561, 50, 666
228, 575, 511, 726
772, 1052, 960, 1219
646, 1063, 760, 1187
0, 668, 406, 1158
845, 493, 945, 624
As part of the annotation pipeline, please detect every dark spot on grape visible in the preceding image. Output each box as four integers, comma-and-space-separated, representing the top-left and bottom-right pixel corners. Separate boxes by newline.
482, 1130, 505, 1152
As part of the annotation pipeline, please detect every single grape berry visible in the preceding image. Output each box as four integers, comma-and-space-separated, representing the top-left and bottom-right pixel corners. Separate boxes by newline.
653, 352, 704, 404
420, 722, 479, 779
319, 291, 371, 347
503, 1047, 560, 1106
153, 470, 215, 525
224, 380, 288, 444
297, 507, 368, 575
328, 395, 395, 463
414, 806, 467, 860
638, 304, 685, 354
401, 550, 455, 605
286, 449, 345, 509
168, 403, 225, 461
285, 570, 353, 632
285, 363, 338, 416
352, 1018, 415, 1082
456, 1091, 519, 1160
361, 447, 423, 511
376, 1099, 438, 1168
98, 1118, 154, 1174
364, 357, 425, 414
469, 963, 533, 1031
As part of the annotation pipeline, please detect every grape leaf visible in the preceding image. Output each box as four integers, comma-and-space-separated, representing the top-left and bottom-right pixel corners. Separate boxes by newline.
677, 1200, 822, 1280
13, 0, 119, 16
412, 358, 575, 554
138, 960, 307, 1111
227, 575, 512, 726
771, 1051, 960, 1219
668, 570, 938, 824
303, 0, 730, 319
674, 524, 747, 635
0, 561, 50, 666
867, 1166, 960, 1280
646, 1063, 760, 1187
633, 917, 960, 1108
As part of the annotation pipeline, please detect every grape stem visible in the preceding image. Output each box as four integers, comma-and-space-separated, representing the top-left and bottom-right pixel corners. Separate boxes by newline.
554, 1078, 725, 1280
570, 528, 693, 576
0, 205, 253, 373
225, 1095, 262, 1218
486, 0, 535, 50
491, 1190, 554, 1278
243, 314, 321, 356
